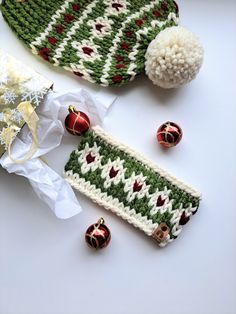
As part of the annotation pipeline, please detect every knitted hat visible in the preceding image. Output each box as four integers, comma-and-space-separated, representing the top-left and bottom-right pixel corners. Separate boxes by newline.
1, 0, 203, 88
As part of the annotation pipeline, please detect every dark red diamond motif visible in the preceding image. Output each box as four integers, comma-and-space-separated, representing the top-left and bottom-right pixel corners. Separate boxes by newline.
135, 19, 143, 27
82, 47, 94, 56
95, 24, 104, 32
55, 25, 64, 34
112, 3, 123, 11
179, 212, 190, 225
125, 30, 133, 38
153, 10, 161, 18
72, 4, 80, 11
121, 42, 129, 51
48, 37, 57, 45
86, 153, 95, 164
64, 14, 74, 23
156, 195, 166, 207
116, 55, 124, 62
112, 75, 123, 83
39, 48, 50, 61
133, 181, 143, 192
116, 63, 125, 69
109, 167, 119, 178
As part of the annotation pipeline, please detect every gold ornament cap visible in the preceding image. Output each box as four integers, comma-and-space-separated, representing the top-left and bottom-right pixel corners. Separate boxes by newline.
68, 105, 77, 113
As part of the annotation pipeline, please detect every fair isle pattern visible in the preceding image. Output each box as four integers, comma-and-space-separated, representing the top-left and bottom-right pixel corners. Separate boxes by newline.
64, 127, 201, 247
1, 0, 179, 86
52, 0, 99, 66
30, 0, 75, 54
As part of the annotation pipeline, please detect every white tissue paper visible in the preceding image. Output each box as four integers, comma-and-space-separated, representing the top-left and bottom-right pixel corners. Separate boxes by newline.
0, 88, 115, 219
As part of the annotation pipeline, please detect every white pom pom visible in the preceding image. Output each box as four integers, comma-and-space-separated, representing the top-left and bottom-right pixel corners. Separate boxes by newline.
145, 26, 204, 88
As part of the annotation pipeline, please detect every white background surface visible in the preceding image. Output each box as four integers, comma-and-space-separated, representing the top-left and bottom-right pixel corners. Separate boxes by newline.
1, 1, 236, 313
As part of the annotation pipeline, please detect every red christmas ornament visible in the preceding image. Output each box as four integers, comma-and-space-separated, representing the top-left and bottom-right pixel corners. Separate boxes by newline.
85, 218, 111, 249
65, 105, 90, 136
157, 121, 183, 148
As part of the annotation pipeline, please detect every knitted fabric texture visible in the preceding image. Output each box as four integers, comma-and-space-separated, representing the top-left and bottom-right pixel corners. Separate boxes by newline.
64, 126, 201, 247
1, 0, 179, 86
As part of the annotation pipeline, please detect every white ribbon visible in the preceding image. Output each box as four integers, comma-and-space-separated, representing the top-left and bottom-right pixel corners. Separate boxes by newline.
8, 101, 39, 164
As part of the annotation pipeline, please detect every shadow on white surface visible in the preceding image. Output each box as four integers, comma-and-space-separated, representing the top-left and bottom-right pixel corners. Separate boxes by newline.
1, 1, 236, 314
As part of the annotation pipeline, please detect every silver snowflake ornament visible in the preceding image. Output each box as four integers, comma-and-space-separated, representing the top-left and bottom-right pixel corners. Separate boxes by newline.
21, 76, 48, 107
11, 109, 23, 125
3, 90, 17, 105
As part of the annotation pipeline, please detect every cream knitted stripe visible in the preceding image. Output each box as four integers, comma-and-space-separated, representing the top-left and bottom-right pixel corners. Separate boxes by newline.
100, 0, 161, 86
52, 0, 99, 65
30, 0, 74, 54
92, 126, 201, 198
127, 12, 178, 79
64, 171, 198, 246
65, 171, 188, 247
65, 172, 158, 237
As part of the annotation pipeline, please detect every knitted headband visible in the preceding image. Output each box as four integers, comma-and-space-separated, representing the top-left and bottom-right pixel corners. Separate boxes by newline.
65, 126, 201, 247
0, 0, 203, 88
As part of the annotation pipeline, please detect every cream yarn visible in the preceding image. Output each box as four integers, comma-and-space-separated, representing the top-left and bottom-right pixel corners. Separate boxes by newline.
145, 26, 204, 88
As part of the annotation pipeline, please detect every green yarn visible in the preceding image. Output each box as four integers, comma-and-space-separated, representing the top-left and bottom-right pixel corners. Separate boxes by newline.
1, 0, 179, 86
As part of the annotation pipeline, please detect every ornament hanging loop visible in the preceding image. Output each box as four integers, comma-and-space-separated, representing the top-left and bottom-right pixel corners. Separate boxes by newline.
68, 105, 77, 113
97, 217, 105, 225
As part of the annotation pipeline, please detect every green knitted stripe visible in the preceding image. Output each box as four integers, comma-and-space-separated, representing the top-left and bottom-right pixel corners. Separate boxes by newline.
1, 0, 65, 45
65, 129, 200, 239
